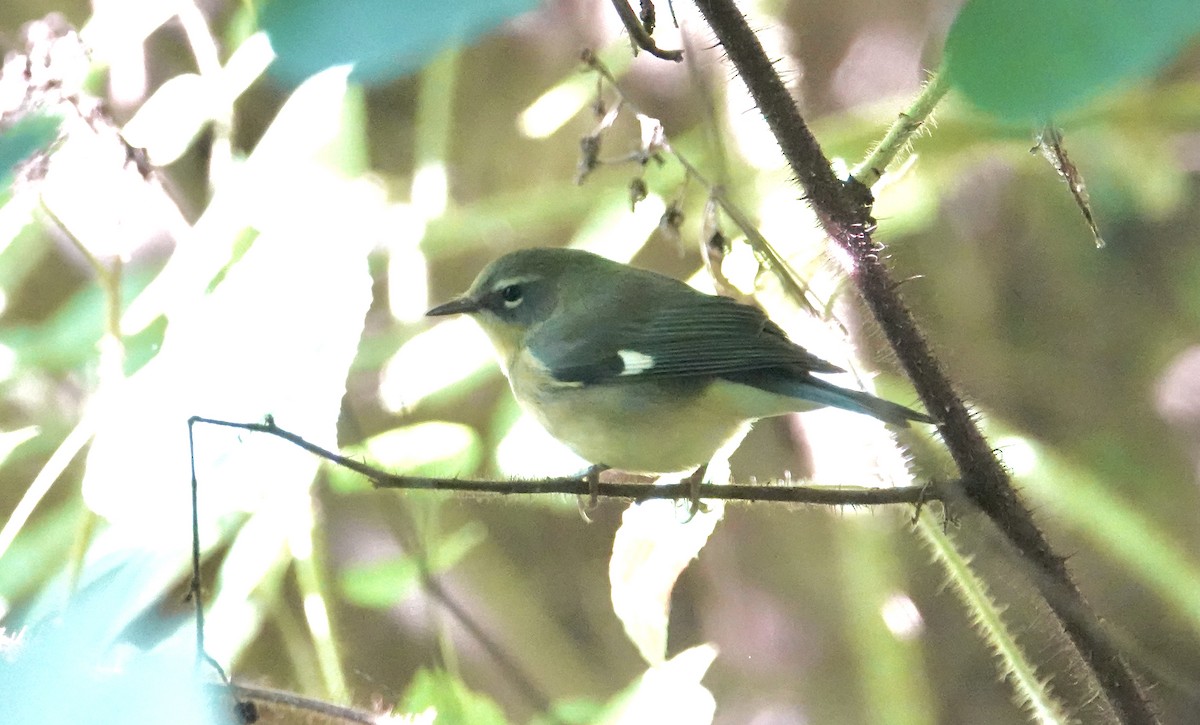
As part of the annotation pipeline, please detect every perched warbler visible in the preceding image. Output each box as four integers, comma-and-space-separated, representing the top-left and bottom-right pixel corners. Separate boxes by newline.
426, 248, 933, 482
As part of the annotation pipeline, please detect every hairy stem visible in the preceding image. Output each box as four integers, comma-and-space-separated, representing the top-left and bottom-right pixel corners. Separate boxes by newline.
688, 1, 1154, 722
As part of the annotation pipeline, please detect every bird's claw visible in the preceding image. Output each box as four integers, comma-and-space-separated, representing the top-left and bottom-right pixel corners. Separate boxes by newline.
576, 464, 609, 522
681, 463, 709, 523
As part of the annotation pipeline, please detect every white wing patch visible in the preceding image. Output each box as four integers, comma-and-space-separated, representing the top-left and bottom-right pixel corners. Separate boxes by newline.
617, 349, 656, 376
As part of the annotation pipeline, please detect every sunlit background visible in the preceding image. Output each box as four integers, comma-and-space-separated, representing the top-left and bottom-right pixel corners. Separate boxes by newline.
1, 0, 1199, 723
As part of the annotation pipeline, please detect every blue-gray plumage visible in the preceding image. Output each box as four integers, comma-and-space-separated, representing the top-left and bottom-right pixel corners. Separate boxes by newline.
427, 248, 933, 475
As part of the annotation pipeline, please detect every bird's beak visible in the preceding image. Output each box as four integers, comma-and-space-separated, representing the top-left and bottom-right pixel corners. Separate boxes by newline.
426, 296, 481, 317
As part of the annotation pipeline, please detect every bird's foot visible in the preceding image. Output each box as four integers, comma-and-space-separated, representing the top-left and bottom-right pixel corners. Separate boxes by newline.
576, 464, 609, 523
682, 463, 709, 523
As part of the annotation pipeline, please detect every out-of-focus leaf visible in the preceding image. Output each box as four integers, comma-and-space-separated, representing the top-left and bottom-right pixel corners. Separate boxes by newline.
0, 112, 62, 189
0, 565, 223, 725
0, 498, 76, 603
379, 317, 494, 414
341, 522, 486, 607
76, 67, 378, 664
81, 0, 177, 62
326, 422, 484, 494
536, 699, 607, 725
1005, 434, 1200, 641
0, 268, 155, 374
945, 0, 1200, 122
121, 73, 210, 165
0, 426, 38, 464
120, 32, 275, 167
261, 0, 539, 87
366, 422, 483, 477
610, 499, 724, 665
399, 668, 509, 725
598, 645, 718, 725
838, 519, 938, 725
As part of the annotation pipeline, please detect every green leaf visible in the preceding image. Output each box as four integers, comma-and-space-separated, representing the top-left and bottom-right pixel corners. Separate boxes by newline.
0, 112, 62, 190
945, 0, 1200, 122
261, 0, 539, 87
398, 668, 510, 724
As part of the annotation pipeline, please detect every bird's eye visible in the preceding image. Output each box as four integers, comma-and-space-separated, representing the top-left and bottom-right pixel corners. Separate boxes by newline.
499, 284, 523, 308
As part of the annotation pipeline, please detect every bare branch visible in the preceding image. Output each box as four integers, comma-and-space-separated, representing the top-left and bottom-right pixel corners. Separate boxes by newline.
188, 416, 943, 508
609, 0, 683, 62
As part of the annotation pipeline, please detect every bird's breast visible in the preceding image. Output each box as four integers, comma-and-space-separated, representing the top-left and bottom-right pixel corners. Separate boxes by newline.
506, 352, 753, 473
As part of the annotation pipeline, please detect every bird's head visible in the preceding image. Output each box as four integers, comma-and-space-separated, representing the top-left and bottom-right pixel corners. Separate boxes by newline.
426, 248, 603, 366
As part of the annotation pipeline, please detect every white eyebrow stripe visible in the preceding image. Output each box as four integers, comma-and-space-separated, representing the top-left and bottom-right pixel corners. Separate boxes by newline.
617, 350, 655, 375
490, 275, 539, 291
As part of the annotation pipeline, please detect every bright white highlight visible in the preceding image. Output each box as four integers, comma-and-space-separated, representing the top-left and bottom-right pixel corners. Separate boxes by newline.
881, 593, 925, 640
380, 318, 493, 413
995, 435, 1039, 477
412, 162, 448, 220
303, 594, 331, 639
618, 349, 656, 375
519, 83, 590, 139
385, 204, 430, 322
573, 193, 665, 262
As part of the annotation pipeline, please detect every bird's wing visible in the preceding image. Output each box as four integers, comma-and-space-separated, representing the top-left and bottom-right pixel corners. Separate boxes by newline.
533, 287, 842, 384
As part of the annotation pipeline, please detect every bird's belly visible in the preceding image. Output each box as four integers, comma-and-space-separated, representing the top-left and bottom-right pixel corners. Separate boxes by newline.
514, 376, 751, 474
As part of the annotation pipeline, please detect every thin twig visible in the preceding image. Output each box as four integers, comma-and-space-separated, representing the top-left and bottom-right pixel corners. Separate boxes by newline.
850, 65, 950, 189
609, 0, 683, 62
689, 1, 1155, 722
186, 418, 235, 689
186, 414, 933, 720
188, 416, 943, 507
187, 418, 205, 666
581, 49, 826, 320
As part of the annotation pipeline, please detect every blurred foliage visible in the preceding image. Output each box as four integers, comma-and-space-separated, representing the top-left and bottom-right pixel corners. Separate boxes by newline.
0, 565, 224, 724
261, 0, 537, 87
0, 112, 62, 189
945, 0, 1200, 122
0, 1, 1198, 724
400, 668, 510, 724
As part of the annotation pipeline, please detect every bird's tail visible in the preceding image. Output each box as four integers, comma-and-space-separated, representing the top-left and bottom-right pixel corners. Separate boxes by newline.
797, 376, 934, 427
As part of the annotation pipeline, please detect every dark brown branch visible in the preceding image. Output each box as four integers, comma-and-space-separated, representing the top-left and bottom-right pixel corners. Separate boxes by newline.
188, 415, 939, 720
188, 416, 943, 507
211, 683, 377, 724
609, 0, 683, 62
688, 1, 1155, 723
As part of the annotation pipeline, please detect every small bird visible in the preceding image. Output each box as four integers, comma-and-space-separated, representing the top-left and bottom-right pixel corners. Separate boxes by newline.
426, 248, 933, 494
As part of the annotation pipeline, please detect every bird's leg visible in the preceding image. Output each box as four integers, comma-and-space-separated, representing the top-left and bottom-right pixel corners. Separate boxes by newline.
683, 463, 709, 520
576, 464, 610, 522
586, 463, 609, 507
